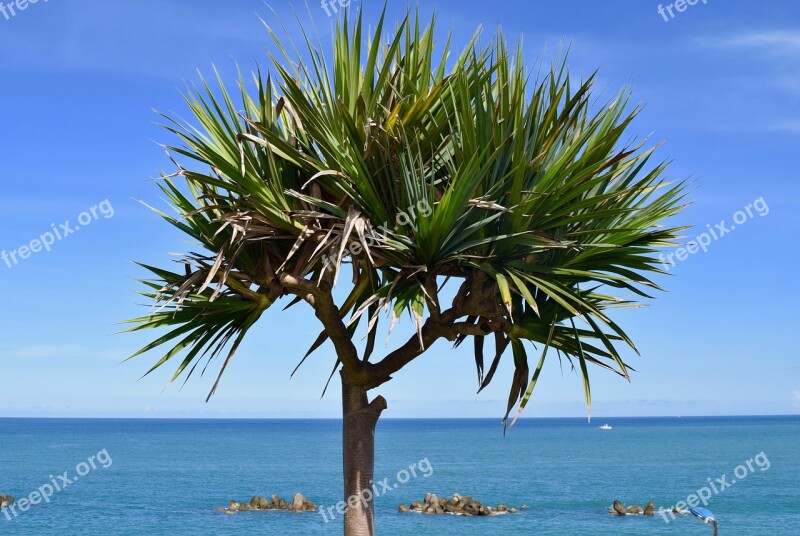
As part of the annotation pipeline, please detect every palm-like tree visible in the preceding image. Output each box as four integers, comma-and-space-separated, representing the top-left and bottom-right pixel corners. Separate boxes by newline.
127, 8, 687, 536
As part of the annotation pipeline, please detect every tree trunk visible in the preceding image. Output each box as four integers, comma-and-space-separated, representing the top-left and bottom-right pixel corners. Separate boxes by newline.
341, 371, 387, 536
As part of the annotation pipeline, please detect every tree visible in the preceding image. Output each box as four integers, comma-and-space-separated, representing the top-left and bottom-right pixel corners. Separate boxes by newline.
126, 8, 687, 536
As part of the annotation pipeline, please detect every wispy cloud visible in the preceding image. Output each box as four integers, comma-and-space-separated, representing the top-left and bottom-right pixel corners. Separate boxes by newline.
0, 345, 121, 359
705, 31, 800, 53
0, 1, 277, 79
694, 30, 800, 131
771, 121, 800, 133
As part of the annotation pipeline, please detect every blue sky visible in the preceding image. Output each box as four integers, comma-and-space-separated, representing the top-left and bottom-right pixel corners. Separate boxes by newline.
0, 0, 797, 419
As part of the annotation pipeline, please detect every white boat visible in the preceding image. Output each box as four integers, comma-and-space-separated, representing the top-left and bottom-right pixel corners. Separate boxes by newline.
599, 424, 612, 430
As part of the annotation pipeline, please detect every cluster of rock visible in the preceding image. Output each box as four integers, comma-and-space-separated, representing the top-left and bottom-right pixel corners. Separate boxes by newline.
398, 493, 521, 516
0, 496, 14, 508
609, 499, 656, 516
216, 493, 316, 515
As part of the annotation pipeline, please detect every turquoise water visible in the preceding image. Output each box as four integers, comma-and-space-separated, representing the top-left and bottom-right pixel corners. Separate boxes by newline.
1, 417, 797, 535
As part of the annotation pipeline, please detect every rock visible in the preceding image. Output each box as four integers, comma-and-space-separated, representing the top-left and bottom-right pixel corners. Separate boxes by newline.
644, 502, 655, 516
398, 494, 519, 516
291, 493, 306, 512
222, 500, 243, 515
520, 504, 528, 509
218, 493, 315, 514
446, 503, 463, 514
626, 505, 642, 515
0, 496, 14, 508
673, 506, 683, 514
214, 507, 225, 512
611, 499, 627, 516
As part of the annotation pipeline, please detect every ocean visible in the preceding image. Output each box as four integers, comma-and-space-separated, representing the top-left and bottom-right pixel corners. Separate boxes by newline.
1, 416, 797, 535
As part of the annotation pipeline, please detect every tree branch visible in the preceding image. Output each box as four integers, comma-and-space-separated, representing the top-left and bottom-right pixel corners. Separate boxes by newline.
364, 315, 450, 389
364, 304, 511, 389
363, 269, 513, 389
278, 273, 365, 381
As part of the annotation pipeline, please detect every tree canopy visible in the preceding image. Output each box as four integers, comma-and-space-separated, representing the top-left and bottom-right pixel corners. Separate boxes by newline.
127, 9, 687, 427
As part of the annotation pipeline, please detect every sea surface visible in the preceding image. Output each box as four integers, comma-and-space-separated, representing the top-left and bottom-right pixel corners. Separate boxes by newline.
1, 416, 797, 535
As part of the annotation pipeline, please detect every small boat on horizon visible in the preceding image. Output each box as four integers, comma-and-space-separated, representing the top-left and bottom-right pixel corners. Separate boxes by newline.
599, 424, 613, 430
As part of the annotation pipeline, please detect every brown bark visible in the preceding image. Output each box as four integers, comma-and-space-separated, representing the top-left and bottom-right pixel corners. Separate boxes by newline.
341, 372, 387, 536
277, 272, 509, 534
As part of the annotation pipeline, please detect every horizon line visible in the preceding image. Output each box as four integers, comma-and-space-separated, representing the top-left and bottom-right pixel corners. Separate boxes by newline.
1, 414, 798, 421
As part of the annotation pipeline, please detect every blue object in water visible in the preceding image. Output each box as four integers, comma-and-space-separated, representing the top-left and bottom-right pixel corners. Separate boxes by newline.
690, 507, 716, 522
690, 507, 719, 535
